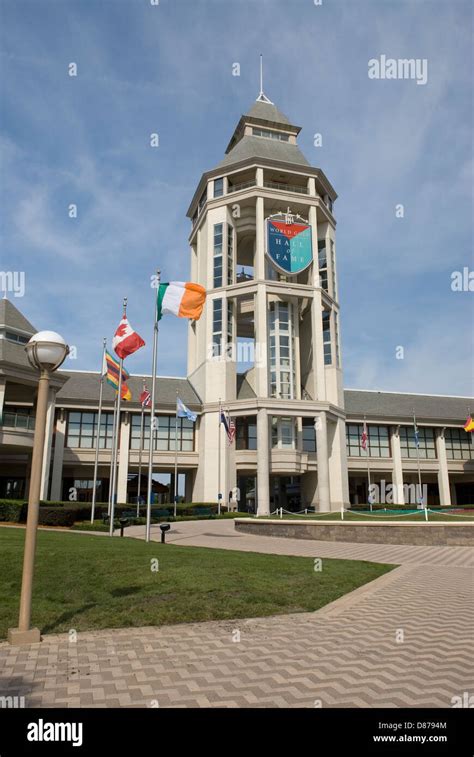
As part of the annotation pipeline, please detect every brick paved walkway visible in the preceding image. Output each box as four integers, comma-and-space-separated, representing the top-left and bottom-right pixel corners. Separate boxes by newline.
0, 520, 472, 708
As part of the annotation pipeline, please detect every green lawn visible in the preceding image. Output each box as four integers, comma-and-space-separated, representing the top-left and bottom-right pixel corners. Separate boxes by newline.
0, 528, 394, 639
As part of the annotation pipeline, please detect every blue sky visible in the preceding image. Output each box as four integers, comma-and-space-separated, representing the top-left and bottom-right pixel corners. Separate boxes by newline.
1, 0, 473, 395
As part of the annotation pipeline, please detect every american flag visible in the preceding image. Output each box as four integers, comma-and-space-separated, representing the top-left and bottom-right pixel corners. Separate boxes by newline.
140, 386, 151, 408
227, 417, 236, 446
361, 423, 368, 451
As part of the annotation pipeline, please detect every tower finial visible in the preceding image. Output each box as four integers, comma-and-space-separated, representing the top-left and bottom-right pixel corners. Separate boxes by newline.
256, 54, 273, 104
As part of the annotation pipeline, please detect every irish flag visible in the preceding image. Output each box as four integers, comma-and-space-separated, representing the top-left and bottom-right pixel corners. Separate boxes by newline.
157, 282, 206, 321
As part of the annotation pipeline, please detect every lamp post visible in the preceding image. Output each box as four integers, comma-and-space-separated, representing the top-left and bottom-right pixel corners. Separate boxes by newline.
8, 331, 69, 645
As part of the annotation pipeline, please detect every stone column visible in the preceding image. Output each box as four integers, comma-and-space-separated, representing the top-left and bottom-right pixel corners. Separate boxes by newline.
327, 416, 350, 510
50, 411, 66, 501
390, 426, 405, 505
255, 196, 265, 279
117, 413, 131, 504
256, 408, 270, 516
256, 167, 264, 188
436, 429, 452, 506
0, 377, 6, 423
315, 411, 330, 511
40, 388, 56, 501
255, 286, 268, 397
309, 205, 325, 401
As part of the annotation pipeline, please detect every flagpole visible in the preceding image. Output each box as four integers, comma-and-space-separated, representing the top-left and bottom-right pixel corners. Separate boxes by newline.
364, 416, 372, 512
174, 389, 179, 518
413, 410, 423, 508
218, 398, 222, 516
137, 379, 146, 518
108, 392, 118, 516
91, 337, 106, 524
109, 297, 127, 537
146, 270, 160, 542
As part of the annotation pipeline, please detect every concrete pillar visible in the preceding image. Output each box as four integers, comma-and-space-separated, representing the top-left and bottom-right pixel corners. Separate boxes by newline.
256, 167, 264, 188
255, 196, 265, 279
436, 429, 452, 506
307, 177, 316, 197
0, 377, 6, 423
255, 286, 268, 397
309, 205, 326, 401
256, 408, 270, 516
327, 416, 350, 510
50, 411, 66, 501
315, 411, 330, 511
185, 470, 194, 503
40, 388, 56, 501
117, 413, 131, 504
390, 426, 405, 505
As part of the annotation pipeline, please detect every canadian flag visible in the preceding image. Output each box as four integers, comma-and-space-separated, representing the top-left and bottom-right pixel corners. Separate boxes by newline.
113, 314, 145, 359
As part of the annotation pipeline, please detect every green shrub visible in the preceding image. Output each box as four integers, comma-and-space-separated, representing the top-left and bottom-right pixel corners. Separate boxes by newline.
0, 501, 27, 522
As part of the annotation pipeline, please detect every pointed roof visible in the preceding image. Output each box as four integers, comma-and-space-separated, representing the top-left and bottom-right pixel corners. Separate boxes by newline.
0, 299, 36, 335
245, 100, 292, 127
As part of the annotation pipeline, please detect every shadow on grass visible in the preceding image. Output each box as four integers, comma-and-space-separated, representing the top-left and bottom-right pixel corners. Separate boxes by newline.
109, 585, 143, 598
41, 602, 97, 635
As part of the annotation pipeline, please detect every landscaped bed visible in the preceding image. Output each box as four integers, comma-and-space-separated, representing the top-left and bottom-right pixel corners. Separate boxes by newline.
0, 528, 394, 640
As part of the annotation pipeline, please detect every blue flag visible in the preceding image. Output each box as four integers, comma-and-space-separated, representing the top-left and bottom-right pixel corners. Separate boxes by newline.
177, 397, 197, 422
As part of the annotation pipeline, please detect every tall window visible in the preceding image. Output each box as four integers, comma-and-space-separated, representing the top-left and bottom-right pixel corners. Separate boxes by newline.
212, 298, 223, 357
227, 300, 233, 356
198, 188, 207, 213
227, 224, 234, 285
213, 223, 223, 287
399, 427, 436, 459
318, 239, 328, 291
269, 302, 295, 399
334, 311, 340, 367
272, 417, 296, 449
302, 418, 316, 452
346, 424, 390, 457
130, 415, 194, 452
444, 429, 474, 460
67, 411, 114, 449
214, 177, 224, 198
322, 309, 332, 365
236, 417, 257, 450
330, 240, 337, 297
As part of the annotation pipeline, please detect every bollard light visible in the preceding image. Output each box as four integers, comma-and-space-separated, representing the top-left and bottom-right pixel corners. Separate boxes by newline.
159, 523, 171, 543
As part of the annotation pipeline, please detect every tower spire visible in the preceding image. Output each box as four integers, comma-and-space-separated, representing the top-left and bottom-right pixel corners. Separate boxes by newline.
256, 54, 273, 104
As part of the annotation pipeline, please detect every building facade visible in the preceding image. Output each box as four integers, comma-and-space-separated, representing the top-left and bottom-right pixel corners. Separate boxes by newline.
1, 94, 473, 511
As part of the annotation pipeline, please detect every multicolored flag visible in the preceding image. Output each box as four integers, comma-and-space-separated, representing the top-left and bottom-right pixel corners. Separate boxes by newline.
121, 383, 132, 401
220, 409, 230, 438
157, 282, 206, 322
105, 351, 130, 390
464, 416, 474, 432
361, 423, 368, 451
177, 397, 197, 422
113, 313, 145, 359
140, 386, 151, 408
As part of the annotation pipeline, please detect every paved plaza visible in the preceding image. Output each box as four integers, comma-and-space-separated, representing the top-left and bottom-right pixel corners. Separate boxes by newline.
0, 520, 473, 708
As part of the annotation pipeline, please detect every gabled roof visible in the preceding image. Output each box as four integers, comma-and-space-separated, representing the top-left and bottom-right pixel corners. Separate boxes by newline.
0, 299, 36, 335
